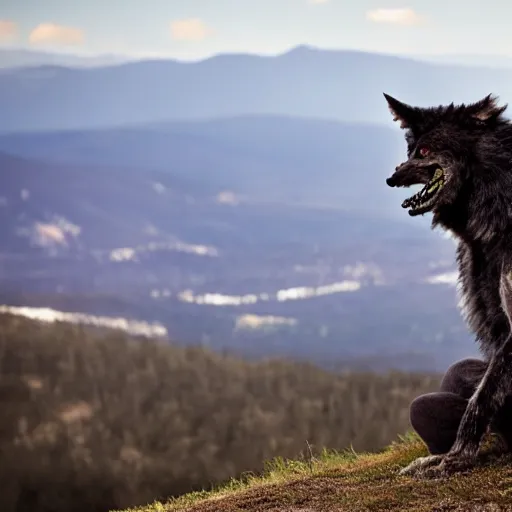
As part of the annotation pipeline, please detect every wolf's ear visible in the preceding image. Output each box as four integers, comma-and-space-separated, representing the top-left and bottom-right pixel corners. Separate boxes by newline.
469, 94, 508, 122
383, 93, 420, 130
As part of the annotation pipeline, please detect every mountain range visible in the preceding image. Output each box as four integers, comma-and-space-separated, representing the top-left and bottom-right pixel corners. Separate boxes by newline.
2, 46, 512, 132
0, 46, 490, 371
4, 46, 512, 70
0, 48, 130, 69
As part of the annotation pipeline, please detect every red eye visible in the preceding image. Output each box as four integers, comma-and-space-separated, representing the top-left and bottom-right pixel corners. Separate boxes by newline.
419, 146, 430, 157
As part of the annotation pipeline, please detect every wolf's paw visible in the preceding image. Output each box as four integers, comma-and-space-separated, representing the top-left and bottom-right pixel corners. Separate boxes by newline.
398, 455, 444, 478
399, 451, 477, 479
424, 451, 476, 478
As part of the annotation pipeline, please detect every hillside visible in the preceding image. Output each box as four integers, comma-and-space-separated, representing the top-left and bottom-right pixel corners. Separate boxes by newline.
128, 436, 512, 512
3, 46, 512, 131
0, 312, 440, 512
0, 116, 406, 217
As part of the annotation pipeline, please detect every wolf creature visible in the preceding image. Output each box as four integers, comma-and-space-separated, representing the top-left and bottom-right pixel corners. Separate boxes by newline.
384, 92, 512, 477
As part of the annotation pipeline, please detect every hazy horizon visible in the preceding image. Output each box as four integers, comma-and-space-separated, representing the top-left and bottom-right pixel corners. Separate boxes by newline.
3, 44, 512, 65
2, 0, 512, 62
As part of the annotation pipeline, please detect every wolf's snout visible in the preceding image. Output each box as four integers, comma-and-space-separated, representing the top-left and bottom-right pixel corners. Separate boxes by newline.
386, 176, 397, 187
386, 165, 404, 187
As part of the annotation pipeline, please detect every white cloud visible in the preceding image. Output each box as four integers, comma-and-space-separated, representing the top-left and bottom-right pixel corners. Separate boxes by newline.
170, 18, 212, 41
0, 20, 18, 41
366, 8, 423, 26
308, 0, 330, 4
29, 23, 85, 46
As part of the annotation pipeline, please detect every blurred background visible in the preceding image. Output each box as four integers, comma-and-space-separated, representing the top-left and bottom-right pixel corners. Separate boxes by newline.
0, 0, 509, 510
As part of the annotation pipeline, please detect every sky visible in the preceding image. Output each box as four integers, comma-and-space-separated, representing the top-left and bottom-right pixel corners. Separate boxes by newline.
0, 0, 511, 60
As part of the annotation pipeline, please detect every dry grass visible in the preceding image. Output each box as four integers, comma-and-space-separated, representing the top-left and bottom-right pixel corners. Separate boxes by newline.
124, 434, 512, 512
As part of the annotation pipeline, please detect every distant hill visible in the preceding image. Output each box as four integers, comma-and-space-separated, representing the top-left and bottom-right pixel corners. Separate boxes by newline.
415, 53, 512, 68
2, 46, 512, 132
0, 115, 409, 218
0, 48, 130, 69
0, 150, 214, 252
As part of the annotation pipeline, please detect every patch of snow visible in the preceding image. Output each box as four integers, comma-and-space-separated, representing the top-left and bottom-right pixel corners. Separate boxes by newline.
107, 239, 218, 262
235, 314, 297, 330
177, 280, 361, 307
17, 216, 81, 251
0, 305, 168, 338
425, 271, 458, 286
216, 190, 240, 205
110, 247, 137, 262
152, 182, 166, 194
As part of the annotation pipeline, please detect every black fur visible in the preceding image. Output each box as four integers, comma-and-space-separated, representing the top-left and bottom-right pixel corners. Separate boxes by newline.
384, 92, 512, 477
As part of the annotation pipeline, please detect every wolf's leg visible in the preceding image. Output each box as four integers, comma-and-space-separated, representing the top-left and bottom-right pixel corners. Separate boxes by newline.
400, 360, 485, 476
490, 268, 512, 449
404, 267, 512, 478
490, 395, 512, 448
441, 357, 512, 451
432, 344, 512, 476
408, 359, 486, 454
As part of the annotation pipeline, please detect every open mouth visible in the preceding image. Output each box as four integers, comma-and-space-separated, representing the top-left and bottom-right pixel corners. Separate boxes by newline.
401, 167, 446, 216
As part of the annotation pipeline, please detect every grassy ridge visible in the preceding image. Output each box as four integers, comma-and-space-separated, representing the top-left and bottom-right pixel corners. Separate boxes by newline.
127, 434, 512, 512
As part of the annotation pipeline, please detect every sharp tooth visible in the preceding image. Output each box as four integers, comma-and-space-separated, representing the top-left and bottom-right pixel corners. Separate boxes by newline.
433, 168, 444, 180
427, 182, 439, 194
